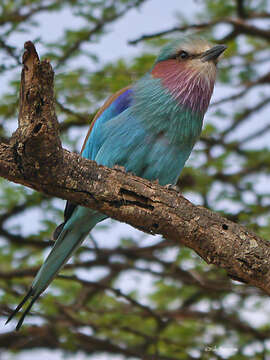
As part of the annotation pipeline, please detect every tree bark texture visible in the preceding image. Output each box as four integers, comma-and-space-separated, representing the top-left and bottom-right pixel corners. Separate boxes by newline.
0, 42, 270, 296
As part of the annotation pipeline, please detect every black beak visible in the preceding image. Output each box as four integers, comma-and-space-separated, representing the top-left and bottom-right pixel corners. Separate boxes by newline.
201, 45, 227, 62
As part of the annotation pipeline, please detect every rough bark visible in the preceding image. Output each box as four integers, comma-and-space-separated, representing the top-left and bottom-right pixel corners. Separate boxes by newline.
1, 42, 270, 296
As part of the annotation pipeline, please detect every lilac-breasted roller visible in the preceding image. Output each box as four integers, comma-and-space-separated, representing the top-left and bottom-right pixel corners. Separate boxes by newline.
6, 36, 226, 330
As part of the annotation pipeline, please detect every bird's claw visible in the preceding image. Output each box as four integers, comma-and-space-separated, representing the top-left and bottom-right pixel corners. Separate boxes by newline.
112, 165, 126, 173
164, 184, 179, 192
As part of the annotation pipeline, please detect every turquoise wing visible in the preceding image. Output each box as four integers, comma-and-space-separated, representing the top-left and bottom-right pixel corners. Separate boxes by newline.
81, 86, 133, 160
57, 86, 133, 233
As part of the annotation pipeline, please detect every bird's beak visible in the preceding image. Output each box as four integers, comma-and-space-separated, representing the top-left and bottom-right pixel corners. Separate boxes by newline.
201, 45, 227, 62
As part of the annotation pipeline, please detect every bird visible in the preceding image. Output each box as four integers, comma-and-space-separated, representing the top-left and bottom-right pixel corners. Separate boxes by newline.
6, 36, 226, 330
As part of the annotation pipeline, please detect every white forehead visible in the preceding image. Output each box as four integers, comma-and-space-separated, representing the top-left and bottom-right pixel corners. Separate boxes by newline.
178, 38, 212, 55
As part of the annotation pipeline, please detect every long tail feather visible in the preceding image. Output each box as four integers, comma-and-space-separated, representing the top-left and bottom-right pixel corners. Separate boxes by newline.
5, 287, 34, 325
15, 293, 40, 331
31, 228, 87, 295
6, 208, 105, 330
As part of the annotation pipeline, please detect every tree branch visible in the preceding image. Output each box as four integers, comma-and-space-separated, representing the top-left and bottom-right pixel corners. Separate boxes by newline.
236, 0, 247, 19
129, 17, 270, 45
1, 42, 270, 297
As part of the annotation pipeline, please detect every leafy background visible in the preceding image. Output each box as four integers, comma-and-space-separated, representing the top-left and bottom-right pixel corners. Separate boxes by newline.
0, 0, 270, 359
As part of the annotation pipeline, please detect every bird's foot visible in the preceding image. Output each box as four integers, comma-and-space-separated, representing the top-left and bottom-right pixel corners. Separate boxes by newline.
112, 165, 126, 173
164, 184, 179, 192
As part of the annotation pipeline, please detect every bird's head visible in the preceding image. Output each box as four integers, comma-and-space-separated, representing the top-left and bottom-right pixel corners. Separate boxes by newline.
152, 36, 227, 113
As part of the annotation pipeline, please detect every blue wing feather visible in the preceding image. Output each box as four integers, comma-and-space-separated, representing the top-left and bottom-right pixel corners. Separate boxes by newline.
82, 87, 133, 160
58, 86, 133, 228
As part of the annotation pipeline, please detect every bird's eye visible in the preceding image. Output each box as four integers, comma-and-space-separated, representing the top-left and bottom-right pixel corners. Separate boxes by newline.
178, 51, 189, 60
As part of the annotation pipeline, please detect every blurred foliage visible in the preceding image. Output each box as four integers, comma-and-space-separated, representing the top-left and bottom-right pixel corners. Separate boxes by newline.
0, 0, 270, 359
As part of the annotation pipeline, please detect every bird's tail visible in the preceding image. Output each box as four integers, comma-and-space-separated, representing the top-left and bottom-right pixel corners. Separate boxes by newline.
6, 208, 105, 330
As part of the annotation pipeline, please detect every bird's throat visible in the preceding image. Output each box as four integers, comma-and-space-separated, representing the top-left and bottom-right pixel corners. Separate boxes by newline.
152, 59, 215, 114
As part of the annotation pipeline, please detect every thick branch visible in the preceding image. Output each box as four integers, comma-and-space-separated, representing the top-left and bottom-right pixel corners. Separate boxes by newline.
1, 42, 270, 296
